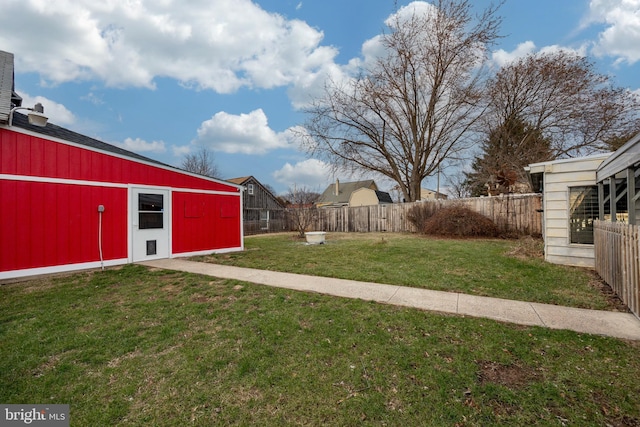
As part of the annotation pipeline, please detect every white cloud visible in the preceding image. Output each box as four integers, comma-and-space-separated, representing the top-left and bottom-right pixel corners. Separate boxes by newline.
492, 41, 537, 67
18, 92, 76, 126
194, 109, 293, 155
288, 62, 349, 109
491, 42, 587, 68
1, 0, 337, 93
272, 158, 330, 189
81, 92, 104, 106
386, 1, 437, 28
115, 137, 166, 153
589, 0, 640, 64
172, 144, 192, 157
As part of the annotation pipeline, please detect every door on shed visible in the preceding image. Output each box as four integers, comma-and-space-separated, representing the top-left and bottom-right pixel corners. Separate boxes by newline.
132, 188, 170, 262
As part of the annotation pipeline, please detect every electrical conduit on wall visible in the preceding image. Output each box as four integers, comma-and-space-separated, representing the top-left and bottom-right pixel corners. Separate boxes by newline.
98, 205, 105, 270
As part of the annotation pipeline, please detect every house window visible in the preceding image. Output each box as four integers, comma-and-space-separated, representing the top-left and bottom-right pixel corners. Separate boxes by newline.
569, 186, 599, 244
248, 184, 254, 196
260, 210, 269, 230
139, 193, 164, 229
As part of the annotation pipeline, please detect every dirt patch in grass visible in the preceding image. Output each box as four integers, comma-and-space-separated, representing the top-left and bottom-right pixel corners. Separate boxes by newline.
587, 271, 630, 312
505, 236, 544, 260
190, 293, 222, 303
477, 361, 540, 388
593, 391, 640, 427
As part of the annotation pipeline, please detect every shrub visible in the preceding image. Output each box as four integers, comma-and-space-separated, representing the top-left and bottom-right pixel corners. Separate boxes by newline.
421, 205, 499, 237
407, 202, 440, 230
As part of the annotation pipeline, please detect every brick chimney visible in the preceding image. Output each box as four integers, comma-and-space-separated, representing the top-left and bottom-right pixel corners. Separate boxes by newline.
335, 178, 340, 196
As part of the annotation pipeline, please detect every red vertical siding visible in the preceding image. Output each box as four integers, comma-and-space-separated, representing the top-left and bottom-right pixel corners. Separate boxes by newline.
172, 192, 242, 254
1, 179, 17, 269
0, 180, 128, 273
0, 127, 242, 275
0, 129, 240, 192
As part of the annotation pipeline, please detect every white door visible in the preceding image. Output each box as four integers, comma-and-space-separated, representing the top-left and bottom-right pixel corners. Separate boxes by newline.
132, 188, 170, 262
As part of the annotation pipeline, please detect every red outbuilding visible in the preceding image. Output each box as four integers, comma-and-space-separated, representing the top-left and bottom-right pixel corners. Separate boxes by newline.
0, 51, 243, 280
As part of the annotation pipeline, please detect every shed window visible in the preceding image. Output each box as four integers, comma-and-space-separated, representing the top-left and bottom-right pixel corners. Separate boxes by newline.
569, 186, 599, 244
139, 193, 164, 229
247, 184, 254, 196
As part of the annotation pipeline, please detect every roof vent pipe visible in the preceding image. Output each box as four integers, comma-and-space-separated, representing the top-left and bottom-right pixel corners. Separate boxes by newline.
335, 178, 339, 196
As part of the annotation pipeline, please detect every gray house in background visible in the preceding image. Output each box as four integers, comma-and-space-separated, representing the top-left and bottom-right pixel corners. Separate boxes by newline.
227, 176, 286, 235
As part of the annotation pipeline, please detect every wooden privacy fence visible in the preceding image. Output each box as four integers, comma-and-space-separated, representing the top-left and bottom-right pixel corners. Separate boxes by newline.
311, 193, 542, 235
594, 220, 640, 318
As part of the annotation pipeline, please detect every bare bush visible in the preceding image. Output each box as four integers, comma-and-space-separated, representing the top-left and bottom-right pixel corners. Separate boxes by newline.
283, 185, 320, 237
421, 205, 499, 237
407, 202, 440, 231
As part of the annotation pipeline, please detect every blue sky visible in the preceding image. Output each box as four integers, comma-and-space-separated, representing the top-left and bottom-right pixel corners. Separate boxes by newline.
2, 0, 640, 195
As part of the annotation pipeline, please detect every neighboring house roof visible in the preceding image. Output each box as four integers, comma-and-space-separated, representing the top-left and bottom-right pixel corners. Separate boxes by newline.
420, 188, 448, 200
317, 179, 377, 207
226, 176, 252, 185
226, 176, 284, 208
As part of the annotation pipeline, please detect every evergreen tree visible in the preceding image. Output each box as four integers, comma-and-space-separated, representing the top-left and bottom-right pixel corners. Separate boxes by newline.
465, 115, 552, 196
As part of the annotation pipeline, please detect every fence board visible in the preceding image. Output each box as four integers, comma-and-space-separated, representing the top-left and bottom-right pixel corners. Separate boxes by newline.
595, 220, 640, 318
311, 194, 541, 236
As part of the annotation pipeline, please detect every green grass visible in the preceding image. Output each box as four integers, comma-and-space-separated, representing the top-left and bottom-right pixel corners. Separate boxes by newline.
1, 265, 639, 426
196, 233, 615, 310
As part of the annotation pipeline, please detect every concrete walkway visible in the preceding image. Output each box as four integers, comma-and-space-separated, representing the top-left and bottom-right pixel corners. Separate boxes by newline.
139, 259, 640, 341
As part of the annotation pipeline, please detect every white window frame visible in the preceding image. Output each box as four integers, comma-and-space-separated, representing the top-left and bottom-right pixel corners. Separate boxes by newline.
568, 185, 599, 245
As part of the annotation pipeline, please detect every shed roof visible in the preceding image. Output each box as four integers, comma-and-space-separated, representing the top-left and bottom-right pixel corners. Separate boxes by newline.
10, 112, 171, 167
0, 50, 173, 170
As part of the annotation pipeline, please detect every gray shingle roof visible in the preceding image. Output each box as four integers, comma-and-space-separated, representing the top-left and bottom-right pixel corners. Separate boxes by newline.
10, 112, 171, 167
375, 190, 393, 204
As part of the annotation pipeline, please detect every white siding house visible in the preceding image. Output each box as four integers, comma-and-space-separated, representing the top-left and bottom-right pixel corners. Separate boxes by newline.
526, 154, 611, 267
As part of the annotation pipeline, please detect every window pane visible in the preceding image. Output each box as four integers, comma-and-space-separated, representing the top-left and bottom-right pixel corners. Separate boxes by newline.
139, 212, 164, 229
569, 186, 599, 244
139, 194, 163, 211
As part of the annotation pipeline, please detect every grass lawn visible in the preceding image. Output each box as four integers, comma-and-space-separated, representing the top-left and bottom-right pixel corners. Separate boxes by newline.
1, 265, 639, 426
196, 233, 618, 310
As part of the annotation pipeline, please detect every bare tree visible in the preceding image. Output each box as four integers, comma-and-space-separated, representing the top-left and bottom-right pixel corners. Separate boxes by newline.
284, 185, 320, 237
181, 147, 220, 178
485, 51, 640, 158
446, 172, 471, 199
302, 0, 502, 202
